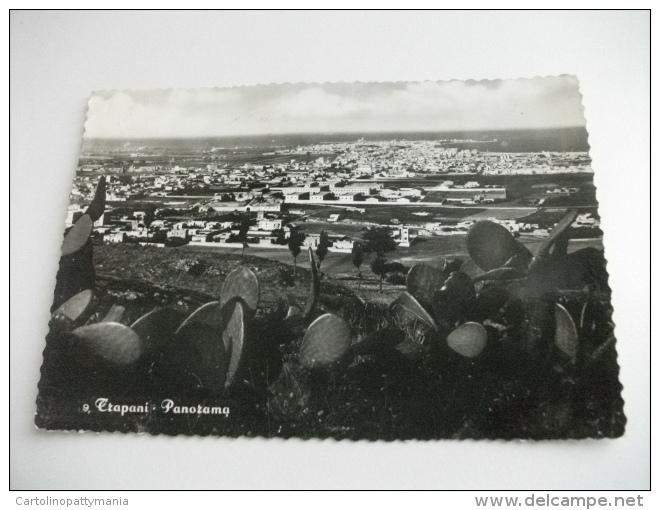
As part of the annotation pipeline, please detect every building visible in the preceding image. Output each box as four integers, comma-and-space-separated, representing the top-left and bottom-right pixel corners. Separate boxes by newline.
329, 238, 354, 253
256, 218, 284, 231
338, 192, 361, 202
285, 192, 310, 203
104, 232, 127, 243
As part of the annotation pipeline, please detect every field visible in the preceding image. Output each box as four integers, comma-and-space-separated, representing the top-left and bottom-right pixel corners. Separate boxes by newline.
463, 208, 537, 220
80, 150, 335, 169
298, 204, 484, 224
182, 233, 604, 279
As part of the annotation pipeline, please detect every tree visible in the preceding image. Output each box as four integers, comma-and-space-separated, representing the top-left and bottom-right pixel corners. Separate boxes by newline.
166, 237, 188, 248
142, 204, 156, 241
384, 261, 407, 274
362, 226, 398, 292
144, 204, 156, 228
151, 230, 167, 244
362, 226, 398, 256
272, 228, 287, 245
384, 261, 408, 285
287, 226, 306, 277
370, 255, 388, 291
238, 218, 250, 255
236, 214, 252, 255
315, 230, 331, 275
352, 241, 364, 287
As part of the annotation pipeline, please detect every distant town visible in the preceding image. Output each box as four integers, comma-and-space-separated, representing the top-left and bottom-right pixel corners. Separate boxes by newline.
69, 138, 599, 260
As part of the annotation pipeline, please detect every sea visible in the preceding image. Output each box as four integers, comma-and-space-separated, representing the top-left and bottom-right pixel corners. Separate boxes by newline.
82, 127, 590, 155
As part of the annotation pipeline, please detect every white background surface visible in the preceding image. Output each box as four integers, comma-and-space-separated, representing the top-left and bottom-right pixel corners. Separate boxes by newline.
9, 10, 650, 489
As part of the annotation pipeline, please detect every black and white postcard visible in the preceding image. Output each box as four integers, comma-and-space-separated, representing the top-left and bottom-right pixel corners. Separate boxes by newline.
36, 77, 625, 440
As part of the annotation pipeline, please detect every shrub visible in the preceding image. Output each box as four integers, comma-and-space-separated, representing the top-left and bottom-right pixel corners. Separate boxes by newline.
385, 272, 406, 285
175, 258, 207, 276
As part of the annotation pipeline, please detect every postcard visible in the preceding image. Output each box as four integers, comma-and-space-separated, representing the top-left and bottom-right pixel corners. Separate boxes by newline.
35, 77, 625, 440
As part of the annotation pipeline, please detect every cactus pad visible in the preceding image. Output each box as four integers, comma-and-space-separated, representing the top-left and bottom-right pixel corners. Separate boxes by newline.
473, 267, 525, 283
175, 302, 234, 394
286, 305, 302, 318
466, 220, 531, 271
177, 324, 228, 394
221, 267, 260, 317
347, 329, 405, 357
406, 263, 445, 305
131, 307, 185, 354
473, 286, 510, 321
61, 214, 94, 256
537, 209, 579, 260
432, 292, 467, 329
555, 303, 579, 363
101, 304, 125, 323
391, 291, 438, 331
439, 257, 463, 275
440, 271, 476, 303
300, 314, 351, 369
303, 247, 320, 319
447, 322, 487, 358
281, 310, 307, 340
72, 322, 143, 365
85, 176, 106, 222
223, 300, 245, 388
175, 301, 226, 334
51, 289, 93, 321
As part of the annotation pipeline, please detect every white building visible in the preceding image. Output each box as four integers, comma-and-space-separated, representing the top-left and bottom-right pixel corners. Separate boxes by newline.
338, 192, 361, 202
329, 239, 354, 253
257, 218, 284, 230
104, 232, 126, 243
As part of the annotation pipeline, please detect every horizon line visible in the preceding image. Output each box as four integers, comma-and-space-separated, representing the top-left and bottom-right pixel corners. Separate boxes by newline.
83, 125, 588, 141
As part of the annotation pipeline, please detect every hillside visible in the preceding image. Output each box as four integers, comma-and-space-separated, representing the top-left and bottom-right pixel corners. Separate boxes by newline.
93, 243, 357, 317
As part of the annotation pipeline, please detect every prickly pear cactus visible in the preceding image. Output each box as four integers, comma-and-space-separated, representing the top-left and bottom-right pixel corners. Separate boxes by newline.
300, 314, 351, 369
176, 301, 226, 334
472, 286, 510, 321
439, 271, 476, 303
406, 263, 445, 305
175, 301, 233, 394
303, 247, 319, 320
473, 267, 526, 283
279, 248, 320, 339
60, 214, 94, 256
223, 300, 245, 388
131, 307, 185, 355
466, 220, 531, 271
51, 289, 93, 322
446, 321, 487, 358
346, 329, 405, 357
554, 303, 579, 363
72, 322, 143, 365
281, 305, 306, 338
54, 177, 105, 308
286, 305, 302, 318
390, 291, 438, 332
85, 176, 106, 221
101, 304, 125, 323
221, 267, 260, 318
535, 209, 579, 261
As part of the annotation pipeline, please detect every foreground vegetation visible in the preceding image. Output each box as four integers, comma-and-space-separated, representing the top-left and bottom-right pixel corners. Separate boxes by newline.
38, 242, 624, 440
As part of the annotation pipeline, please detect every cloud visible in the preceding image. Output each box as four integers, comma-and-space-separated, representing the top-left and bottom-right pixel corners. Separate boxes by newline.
83, 77, 586, 138
274, 87, 366, 119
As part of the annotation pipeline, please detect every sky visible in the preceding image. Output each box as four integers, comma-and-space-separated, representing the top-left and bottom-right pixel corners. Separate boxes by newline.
84, 76, 587, 139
